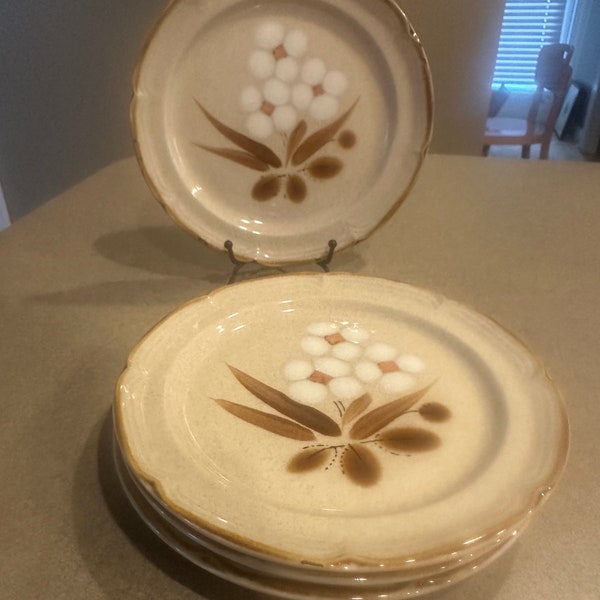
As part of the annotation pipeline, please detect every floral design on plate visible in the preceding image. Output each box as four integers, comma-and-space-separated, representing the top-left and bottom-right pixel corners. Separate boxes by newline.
214, 321, 451, 487
194, 21, 358, 203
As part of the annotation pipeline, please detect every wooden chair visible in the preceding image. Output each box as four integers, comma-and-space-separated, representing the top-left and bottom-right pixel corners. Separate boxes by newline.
483, 44, 574, 159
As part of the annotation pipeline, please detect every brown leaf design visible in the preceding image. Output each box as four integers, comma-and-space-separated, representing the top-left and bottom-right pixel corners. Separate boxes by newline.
228, 365, 342, 437
215, 399, 316, 441
419, 402, 452, 423
349, 383, 434, 440
286, 174, 307, 202
379, 427, 441, 452
342, 444, 381, 487
195, 101, 282, 168
286, 120, 307, 165
287, 447, 334, 473
338, 130, 357, 149
307, 156, 343, 179
341, 394, 372, 429
291, 99, 358, 166
195, 145, 270, 172
252, 175, 281, 201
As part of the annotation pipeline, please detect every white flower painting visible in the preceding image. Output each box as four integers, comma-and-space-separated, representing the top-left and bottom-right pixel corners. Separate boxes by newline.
242, 22, 349, 138
194, 20, 358, 203
214, 321, 452, 487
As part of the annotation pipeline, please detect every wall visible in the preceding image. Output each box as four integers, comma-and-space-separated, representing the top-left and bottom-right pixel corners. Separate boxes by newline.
0, 181, 9, 230
400, 0, 505, 156
0, 1, 504, 223
568, 0, 600, 155
0, 0, 165, 222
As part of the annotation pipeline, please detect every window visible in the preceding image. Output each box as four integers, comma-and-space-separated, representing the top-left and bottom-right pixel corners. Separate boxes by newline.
492, 0, 575, 89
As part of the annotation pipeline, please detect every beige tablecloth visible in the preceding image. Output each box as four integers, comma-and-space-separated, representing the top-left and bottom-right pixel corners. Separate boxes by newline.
1, 154, 598, 599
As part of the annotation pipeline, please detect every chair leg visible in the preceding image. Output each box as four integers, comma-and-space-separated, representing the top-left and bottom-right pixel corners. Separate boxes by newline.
521, 145, 531, 159
540, 141, 550, 159
482, 145, 490, 157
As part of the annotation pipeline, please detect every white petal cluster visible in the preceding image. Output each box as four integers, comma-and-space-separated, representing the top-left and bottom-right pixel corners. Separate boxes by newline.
282, 322, 427, 405
241, 21, 349, 139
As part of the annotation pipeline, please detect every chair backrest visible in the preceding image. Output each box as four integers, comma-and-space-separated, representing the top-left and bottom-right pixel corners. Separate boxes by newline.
526, 44, 574, 137
535, 44, 574, 92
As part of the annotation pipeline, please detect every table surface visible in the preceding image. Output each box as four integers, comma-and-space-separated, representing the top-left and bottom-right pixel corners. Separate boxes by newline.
1, 154, 599, 600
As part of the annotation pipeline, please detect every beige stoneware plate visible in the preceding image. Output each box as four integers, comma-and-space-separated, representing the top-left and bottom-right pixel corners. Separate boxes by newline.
132, 0, 432, 264
114, 435, 520, 599
114, 273, 568, 578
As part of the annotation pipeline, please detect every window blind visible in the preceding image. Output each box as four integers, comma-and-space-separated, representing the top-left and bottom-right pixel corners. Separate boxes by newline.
492, 0, 568, 88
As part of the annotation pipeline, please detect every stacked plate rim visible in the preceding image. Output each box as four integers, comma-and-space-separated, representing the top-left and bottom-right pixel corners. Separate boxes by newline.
113, 273, 568, 599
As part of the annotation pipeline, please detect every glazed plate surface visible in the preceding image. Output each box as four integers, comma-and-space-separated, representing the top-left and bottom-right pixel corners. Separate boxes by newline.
114, 436, 520, 599
132, 0, 432, 263
115, 274, 568, 570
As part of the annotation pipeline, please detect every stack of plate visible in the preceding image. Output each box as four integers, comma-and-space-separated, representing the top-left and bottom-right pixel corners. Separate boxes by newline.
120, 1, 568, 596
113, 274, 568, 599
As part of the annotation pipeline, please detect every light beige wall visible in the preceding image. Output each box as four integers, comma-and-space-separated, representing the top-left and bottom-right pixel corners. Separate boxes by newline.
0, 1, 505, 222
399, 0, 505, 155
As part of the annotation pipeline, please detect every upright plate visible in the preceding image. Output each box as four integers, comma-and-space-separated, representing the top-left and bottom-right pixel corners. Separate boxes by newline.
114, 274, 568, 570
132, 0, 432, 264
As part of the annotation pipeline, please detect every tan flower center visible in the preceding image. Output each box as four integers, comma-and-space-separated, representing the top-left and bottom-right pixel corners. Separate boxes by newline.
261, 101, 275, 116
273, 44, 288, 60
313, 83, 325, 97
325, 333, 345, 345
309, 370, 333, 385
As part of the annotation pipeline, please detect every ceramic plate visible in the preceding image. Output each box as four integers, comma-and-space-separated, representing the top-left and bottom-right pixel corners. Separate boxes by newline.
114, 435, 519, 599
115, 420, 528, 588
114, 274, 568, 571
132, 0, 432, 264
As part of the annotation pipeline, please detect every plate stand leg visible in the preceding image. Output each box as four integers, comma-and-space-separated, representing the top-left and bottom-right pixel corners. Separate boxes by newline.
316, 239, 337, 273
224, 239, 337, 284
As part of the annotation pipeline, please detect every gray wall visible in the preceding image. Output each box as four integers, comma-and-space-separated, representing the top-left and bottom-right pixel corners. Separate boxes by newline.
0, 1, 504, 223
569, 0, 600, 154
0, 1, 165, 221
